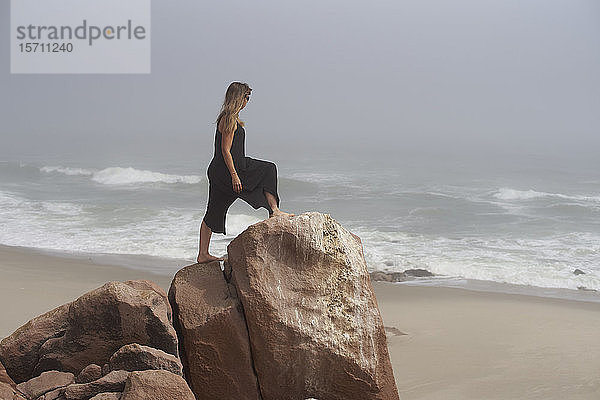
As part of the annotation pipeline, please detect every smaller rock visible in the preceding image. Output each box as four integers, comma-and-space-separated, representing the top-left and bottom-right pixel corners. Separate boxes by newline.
41, 386, 65, 400
13, 391, 27, 399
120, 370, 194, 400
370, 268, 435, 282
573, 269, 586, 275
101, 364, 110, 376
64, 370, 128, 400
16, 371, 74, 399
108, 344, 182, 376
0, 361, 16, 389
76, 364, 102, 384
89, 393, 122, 400
369, 271, 392, 282
577, 286, 596, 292
403, 268, 434, 277
0, 382, 15, 400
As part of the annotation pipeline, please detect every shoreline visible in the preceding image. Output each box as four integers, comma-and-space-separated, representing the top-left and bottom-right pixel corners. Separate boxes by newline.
1, 243, 600, 399
2, 243, 598, 304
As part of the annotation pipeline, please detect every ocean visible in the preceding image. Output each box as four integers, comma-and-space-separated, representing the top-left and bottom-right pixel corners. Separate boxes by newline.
0, 151, 598, 295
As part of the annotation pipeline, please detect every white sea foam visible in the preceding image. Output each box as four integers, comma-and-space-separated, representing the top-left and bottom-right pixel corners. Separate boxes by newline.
40, 165, 94, 176
0, 189, 261, 273
40, 164, 204, 185
494, 187, 600, 203
353, 227, 600, 292
91, 167, 203, 185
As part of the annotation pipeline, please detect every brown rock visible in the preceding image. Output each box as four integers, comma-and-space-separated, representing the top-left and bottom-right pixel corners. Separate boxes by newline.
0, 304, 70, 383
0, 382, 14, 400
64, 370, 128, 400
0, 361, 15, 390
12, 391, 27, 400
168, 262, 261, 400
120, 370, 194, 400
227, 212, 399, 400
108, 343, 182, 376
41, 386, 66, 400
369, 271, 393, 282
75, 364, 102, 384
15, 371, 74, 399
121, 280, 173, 324
38, 281, 176, 377
89, 393, 121, 400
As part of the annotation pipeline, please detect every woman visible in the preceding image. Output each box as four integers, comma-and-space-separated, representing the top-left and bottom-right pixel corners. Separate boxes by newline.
197, 82, 295, 264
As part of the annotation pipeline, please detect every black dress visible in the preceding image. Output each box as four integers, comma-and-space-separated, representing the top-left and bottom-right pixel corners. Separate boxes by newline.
202, 122, 280, 235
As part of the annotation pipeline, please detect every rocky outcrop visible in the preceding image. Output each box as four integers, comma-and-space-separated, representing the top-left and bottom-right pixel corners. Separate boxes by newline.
0, 212, 399, 399
168, 262, 261, 400
225, 212, 399, 400
1, 341, 192, 400
0, 281, 178, 382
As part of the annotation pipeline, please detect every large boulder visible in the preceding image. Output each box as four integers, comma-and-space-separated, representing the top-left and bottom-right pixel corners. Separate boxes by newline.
0, 281, 178, 382
168, 263, 261, 400
227, 212, 399, 400
0, 304, 70, 383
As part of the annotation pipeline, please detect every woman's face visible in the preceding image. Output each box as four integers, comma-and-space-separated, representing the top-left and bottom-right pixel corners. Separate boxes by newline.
241, 93, 250, 110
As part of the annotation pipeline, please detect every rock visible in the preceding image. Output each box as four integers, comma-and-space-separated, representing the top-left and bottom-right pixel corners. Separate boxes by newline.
0, 382, 14, 400
0, 304, 70, 383
13, 280, 177, 378
120, 370, 194, 400
227, 212, 399, 400
15, 371, 74, 399
64, 370, 128, 400
13, 391, 27, 400
41, 386, 66, 400
0, 362, 15, 390
76, 364, 103, 384
89, 393, 121, 400
108, 344, 182, 376
168, 262, 261, 400
370, 269, 435, 283
0, 361, 15, 390
403, 268, 434, 277
120, 280, 173, 324
577, 286, 596, 292
573, 269, 585, 275
369, 271, 393, 282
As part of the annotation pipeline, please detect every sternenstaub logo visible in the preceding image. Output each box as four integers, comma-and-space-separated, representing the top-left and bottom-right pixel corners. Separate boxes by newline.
11, 0, 151, 74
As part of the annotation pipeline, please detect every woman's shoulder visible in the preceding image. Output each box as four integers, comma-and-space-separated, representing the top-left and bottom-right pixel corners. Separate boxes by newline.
217, 117, 241, 134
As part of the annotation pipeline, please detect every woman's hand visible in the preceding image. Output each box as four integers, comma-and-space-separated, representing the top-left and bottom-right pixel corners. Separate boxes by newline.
232, 173, 242, 193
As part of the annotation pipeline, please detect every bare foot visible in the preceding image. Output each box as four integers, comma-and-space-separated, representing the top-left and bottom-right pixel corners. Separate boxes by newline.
196, 253, 224, 264
270, 209, 295, 218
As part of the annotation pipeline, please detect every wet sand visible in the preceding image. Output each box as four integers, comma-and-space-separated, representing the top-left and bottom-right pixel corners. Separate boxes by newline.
1, 244, 599, 399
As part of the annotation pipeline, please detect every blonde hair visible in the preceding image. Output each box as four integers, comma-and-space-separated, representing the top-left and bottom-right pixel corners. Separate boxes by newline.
215, 82, 252, 134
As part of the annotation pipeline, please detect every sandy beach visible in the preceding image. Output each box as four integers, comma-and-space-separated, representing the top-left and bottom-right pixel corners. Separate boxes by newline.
1, 244, 599, 399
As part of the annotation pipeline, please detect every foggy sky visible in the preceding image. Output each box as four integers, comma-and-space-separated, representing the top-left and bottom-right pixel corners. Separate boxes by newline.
1, 0, 599, 167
